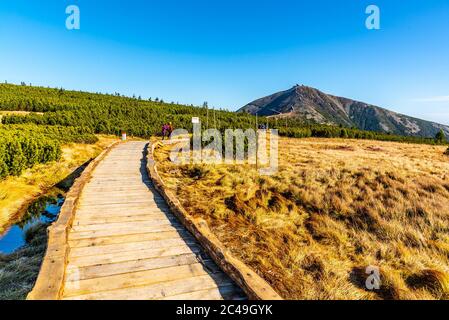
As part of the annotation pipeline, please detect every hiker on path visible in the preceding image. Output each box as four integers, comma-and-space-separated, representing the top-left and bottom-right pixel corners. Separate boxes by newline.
161, 123, 169, 139
161, 122, 174, 140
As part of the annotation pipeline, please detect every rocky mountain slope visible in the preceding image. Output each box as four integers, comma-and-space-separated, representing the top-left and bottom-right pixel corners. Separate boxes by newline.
239, 85, 449, 138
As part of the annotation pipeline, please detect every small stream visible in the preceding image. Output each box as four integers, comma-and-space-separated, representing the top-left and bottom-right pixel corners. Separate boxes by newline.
0, 191, 65, 254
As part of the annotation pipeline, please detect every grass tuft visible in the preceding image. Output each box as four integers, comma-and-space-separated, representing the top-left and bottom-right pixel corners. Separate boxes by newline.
407, 269, 449, 299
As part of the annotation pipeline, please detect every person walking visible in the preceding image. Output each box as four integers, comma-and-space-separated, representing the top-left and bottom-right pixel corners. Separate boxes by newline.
161, 123, 169, 140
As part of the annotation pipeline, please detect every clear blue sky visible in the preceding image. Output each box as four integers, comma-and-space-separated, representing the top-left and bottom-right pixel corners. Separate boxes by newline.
1, 0, 449, 124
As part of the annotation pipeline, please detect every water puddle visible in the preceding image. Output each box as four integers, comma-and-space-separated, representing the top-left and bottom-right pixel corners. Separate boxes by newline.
0, 191, 65, 254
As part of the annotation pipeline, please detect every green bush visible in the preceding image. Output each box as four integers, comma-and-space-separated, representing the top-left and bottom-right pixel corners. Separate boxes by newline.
435, 129, 446, 144
0, 128, 62, 179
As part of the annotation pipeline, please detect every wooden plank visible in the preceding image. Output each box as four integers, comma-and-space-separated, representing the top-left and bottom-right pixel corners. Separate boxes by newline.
66, 254, 203, 280
63, 274, 234, 300
78, 202, 168, 209
81, 190, 159, 196
69, 238, 197, 257
68, 245, 202, 267
83, 185, 153, 191
68, 224, 185, 240
71, 220, 177, 232
75, 209, 171, 216
81, 190, 155, 196
80, 197, 164, 204
84, 182, 153, 188
73, 214, 178, 226
74, 207, 171, 216
86, 181, 152, 185
79, 201, 166, 208
77, 202, 168, 209
69, 223, 185, 240
80, 199, 167, 207
86, 177, 152, 182
69, 231, 194, 248
81, 195, 164, 202
63, 263, 219, 297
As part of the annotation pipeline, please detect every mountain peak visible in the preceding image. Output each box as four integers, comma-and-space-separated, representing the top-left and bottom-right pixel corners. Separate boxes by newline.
239, 85, 449, 138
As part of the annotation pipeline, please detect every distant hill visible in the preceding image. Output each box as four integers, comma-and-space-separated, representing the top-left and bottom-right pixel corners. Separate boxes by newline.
239, 85, 449, 138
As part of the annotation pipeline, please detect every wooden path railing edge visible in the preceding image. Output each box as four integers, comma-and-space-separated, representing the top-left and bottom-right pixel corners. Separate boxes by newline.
27, 141, 121, 300
147, 141, 283, 300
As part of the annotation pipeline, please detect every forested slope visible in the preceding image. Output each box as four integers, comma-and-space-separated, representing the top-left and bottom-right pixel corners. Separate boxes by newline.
0, 83, 256, 137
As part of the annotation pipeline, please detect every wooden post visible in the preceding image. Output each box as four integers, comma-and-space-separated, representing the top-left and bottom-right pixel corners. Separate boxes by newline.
255, 113, 258, 170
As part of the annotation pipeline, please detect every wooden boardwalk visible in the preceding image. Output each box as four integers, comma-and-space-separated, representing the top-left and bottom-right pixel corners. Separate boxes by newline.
61, 141, 245, 300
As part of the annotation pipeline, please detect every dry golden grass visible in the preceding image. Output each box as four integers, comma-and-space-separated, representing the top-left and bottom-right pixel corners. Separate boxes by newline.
155, 137, 449, 300
0, 135, 118, 233
0, 111, 44, 116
